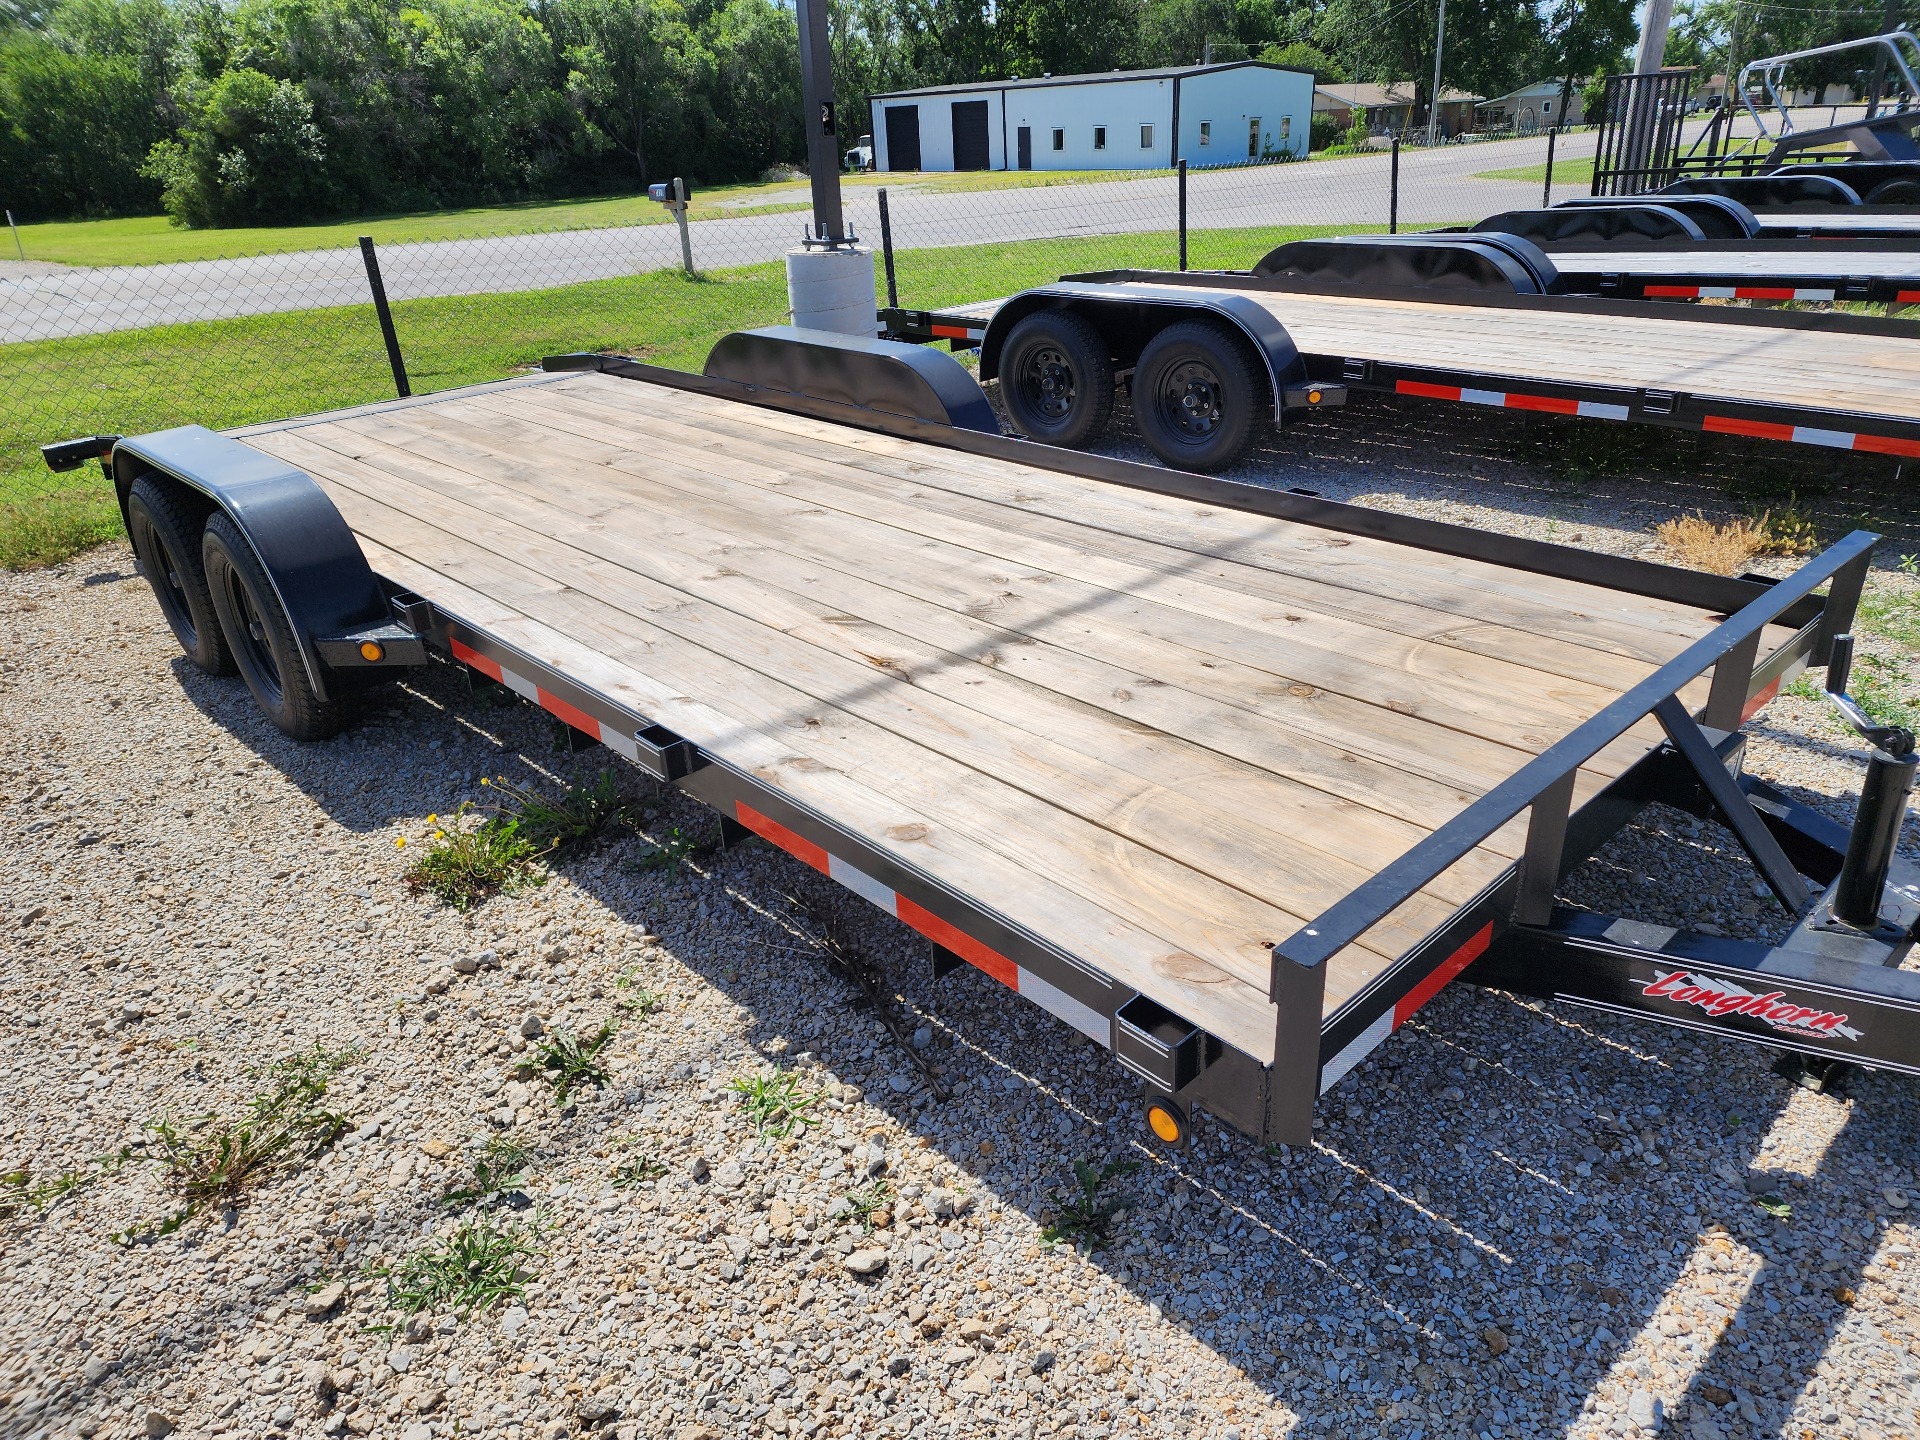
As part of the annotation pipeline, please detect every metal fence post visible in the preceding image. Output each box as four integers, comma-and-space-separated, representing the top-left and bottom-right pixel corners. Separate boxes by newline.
878, 187, 898, 308
1389, 139, 1400, 234
358, 236, 410, 399
1542, 127, 1559, 208
5, 210, 22, 261
1177, 159, 1188, 272
673, 178, 694, 276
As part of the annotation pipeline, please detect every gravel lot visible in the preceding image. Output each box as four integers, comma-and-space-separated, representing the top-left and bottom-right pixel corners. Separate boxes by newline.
2, 403, 1916, 1440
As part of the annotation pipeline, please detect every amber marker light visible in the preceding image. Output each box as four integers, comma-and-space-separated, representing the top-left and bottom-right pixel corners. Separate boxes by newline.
359, 640, 386, 662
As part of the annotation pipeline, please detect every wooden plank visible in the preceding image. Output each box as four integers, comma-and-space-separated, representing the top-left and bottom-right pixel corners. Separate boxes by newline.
319, 399, 1649, 804
269, 417, 1527, 918
535, 374, 1731, 652
255, 427, 1430, 1003
478, 385, 1692, 687
346, 532, 1284, 1060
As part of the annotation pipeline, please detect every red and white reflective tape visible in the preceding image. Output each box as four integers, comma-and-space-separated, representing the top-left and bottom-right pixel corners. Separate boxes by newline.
1701, 414, 1920, 457
1898, 290, 1920, 304
1396, 378, 1920, 458
929, 322, 988, 342
1643, 284, 1834, 301
1395, 378, 1629, 422
449, 637, 644, 766
1318, 922, 1493, 1094
732, 803, 1111, 1045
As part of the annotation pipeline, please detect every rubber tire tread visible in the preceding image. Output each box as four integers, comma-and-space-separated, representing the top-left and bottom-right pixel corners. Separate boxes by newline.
126, 474, 235, 676
1132, 319, 1266, 474
1866, 179, 1920, 206
202, 511, 345, 741
997, 310, 1115, 448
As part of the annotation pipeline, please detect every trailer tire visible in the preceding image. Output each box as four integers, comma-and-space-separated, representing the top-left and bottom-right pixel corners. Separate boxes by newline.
126, 474, 235, 676
997, 311, 1114, 447
1866, 179, 1920, 206
202, 511, 345, 741
1132, 320, 1266, 473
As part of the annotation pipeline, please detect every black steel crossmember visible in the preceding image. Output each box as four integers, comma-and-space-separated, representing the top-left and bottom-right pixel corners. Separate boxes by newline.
1651, 695, 1809, 912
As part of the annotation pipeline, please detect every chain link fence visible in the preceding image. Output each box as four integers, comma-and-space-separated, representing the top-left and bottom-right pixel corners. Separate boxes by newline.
3, 139, 1566, 564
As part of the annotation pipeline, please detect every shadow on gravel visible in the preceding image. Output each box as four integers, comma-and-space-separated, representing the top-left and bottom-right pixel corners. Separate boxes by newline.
137, 552, 1916, 1439
1091, 390, 1920, 565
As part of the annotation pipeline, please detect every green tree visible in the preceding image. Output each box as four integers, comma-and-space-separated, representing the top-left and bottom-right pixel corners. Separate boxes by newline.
997, 0, 1143, 78
1536, 0, 1636, 118
1261, 38, 1346, 82
1318, 0, 1539, 125
142, 66, 330, 225
0, 34, 169, 214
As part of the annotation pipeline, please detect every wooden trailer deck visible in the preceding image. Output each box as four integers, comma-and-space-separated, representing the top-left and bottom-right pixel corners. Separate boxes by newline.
236, 371, 1784, 1061
1545, 244, 1920, 286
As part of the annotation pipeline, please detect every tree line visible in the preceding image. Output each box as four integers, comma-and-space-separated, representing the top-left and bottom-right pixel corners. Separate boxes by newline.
14, 0, 1887, 228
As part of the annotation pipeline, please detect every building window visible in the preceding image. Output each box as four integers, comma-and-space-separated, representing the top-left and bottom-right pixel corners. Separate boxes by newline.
1051, 128, 1064, 151
1279, 116, 1291, 140
1543, 98, 1554, 116
1199, 121, 1211, 145
1140, 123, 1154, 148
1093, 125, 1106, 150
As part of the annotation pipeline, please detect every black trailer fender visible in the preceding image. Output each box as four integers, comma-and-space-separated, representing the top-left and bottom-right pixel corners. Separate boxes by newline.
1252, 234, 1562, 294
110, 425, 423, 701
1555, 191, 1761, 240
980, 282, 1317, 422
1475, 204, 1707, 245
1663, 172, 1863, 209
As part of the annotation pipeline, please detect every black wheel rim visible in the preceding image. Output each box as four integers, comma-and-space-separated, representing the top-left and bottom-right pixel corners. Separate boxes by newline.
1017, 345, 1076, 423
1155, 359, 1223, 443
134, 515, 200, 649
224, 565, 283, 703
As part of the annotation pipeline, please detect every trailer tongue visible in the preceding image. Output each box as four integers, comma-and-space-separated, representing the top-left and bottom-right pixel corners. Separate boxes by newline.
59, 342, 1918, 1148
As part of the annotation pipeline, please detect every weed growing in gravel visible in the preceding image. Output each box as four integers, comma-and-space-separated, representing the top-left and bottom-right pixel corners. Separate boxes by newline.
483, 770, 636, 854
444, 1136, 532, 1206
611, 1152, 667, 1187
533, 1020, 618, 1106
129, 1044, 355, 1241
729, 1071, 825, 1140
384, 1217, 540, 1313
1041, 1158, 1139, 1252
1757, 1194, 1793, 1221
631, 825, 707, 875
0, 1145, 138, 1220
1654, 513, 1814, 575
842, 1179, 895, 1231
403, 801, 551, 910
613, 971, 662, 1018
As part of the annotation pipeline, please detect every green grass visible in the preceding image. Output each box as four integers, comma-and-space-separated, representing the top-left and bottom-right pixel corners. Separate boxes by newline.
1474, 156, 1597, 186
532, 1020, 618, 1106
442, 1135, 532, 1206
1, 221, 1364, 570
729, 1071, 825, 1140
12, 169, 1177, 267
384, 1216, 539, 1313
402, 801, 551, 910
1040, 1157, 1138, 1252
483, 770, 636, 853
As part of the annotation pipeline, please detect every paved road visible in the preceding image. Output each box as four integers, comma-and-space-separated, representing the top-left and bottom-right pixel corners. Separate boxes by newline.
3, 129, 1600, 343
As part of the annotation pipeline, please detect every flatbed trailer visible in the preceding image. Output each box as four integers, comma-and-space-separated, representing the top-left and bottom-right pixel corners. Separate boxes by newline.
1755, 209, 1920, 240
884, 275, 1920, 470
1538, 241, 1920, 303
50, 344, 1920, 1147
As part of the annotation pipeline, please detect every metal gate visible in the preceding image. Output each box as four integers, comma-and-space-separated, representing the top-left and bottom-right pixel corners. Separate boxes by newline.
1591, 69, 1695, 195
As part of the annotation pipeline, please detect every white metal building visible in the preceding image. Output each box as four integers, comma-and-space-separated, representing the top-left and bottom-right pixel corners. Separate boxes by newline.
868, 62, 1315, 173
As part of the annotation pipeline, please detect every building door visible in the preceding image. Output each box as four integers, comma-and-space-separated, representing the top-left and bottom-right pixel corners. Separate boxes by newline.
884, 105, 921, 171
1248, 117, 1261, 158
951, 101, 991, 170
1017, 125, 1032, 170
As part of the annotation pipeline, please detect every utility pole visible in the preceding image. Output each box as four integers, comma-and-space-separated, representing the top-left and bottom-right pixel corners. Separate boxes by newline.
1425, 0, 1448, 147
1633, 0, 1674, 76
1620, 0, 1675, 190
785, 0, 875, 335
794, 0, 847, 245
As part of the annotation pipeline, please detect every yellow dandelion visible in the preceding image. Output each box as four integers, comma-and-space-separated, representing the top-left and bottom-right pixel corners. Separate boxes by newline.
394, 836, 408, 849
427, 813, 439, 824
434, 830, 447, 841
